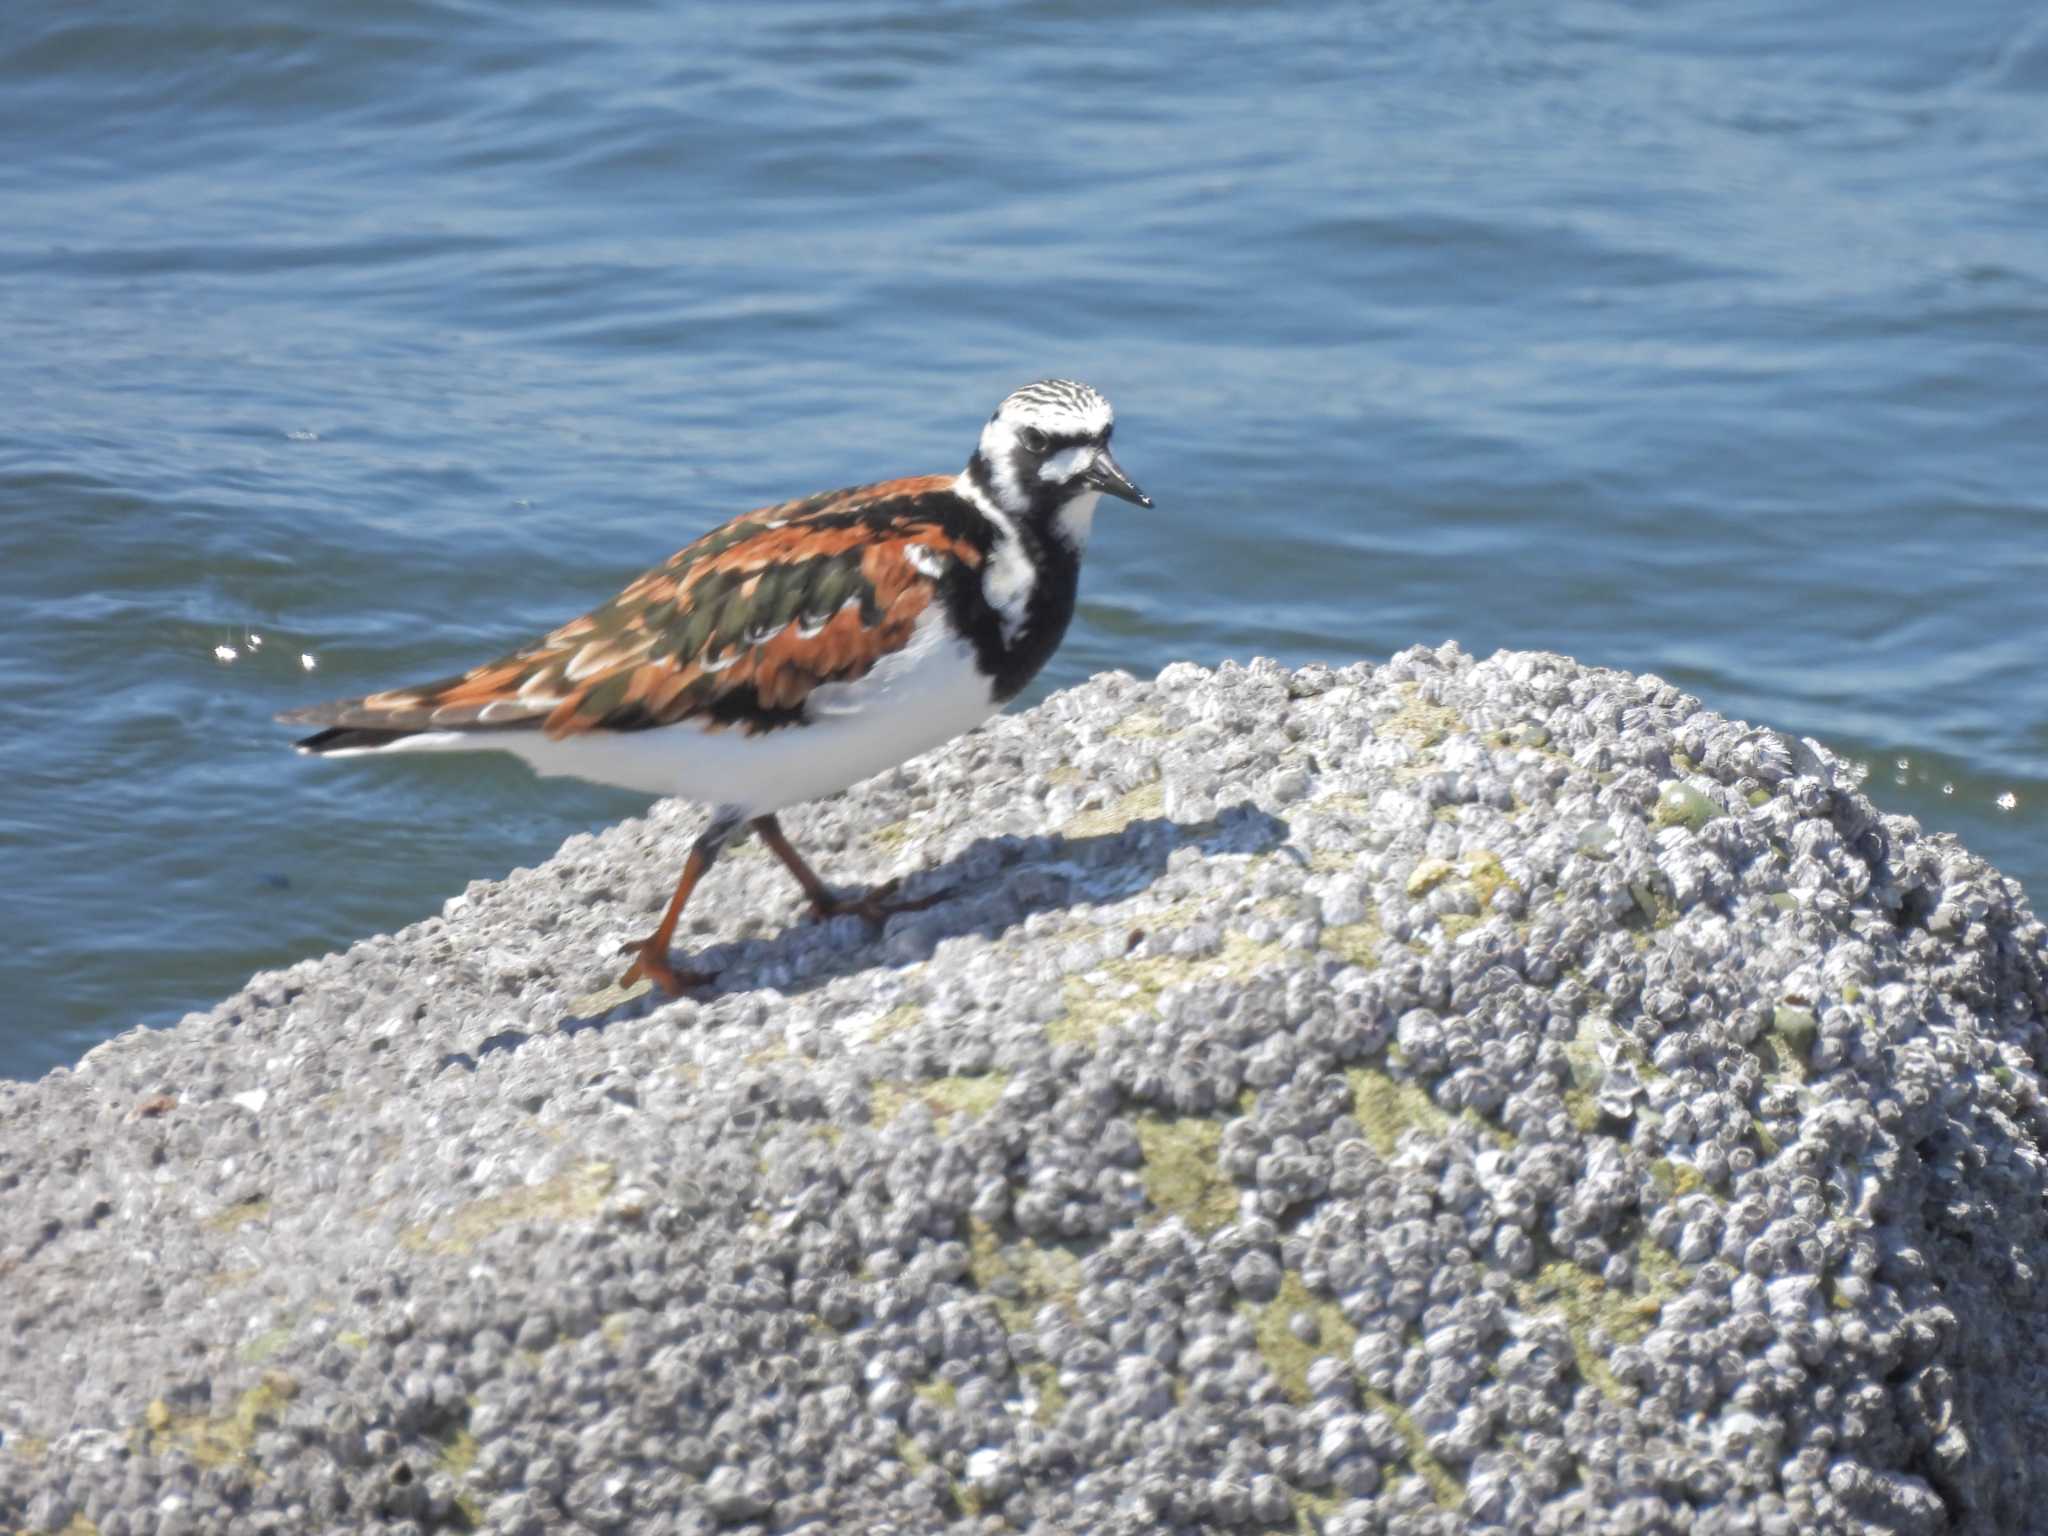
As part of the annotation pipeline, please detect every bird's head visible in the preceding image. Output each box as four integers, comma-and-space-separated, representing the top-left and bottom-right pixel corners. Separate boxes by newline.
968, 379, 1150, 529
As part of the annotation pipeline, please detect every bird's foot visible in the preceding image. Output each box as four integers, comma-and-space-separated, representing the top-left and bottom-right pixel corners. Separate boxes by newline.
618, 938, 713, 997
809, 877, 942, 928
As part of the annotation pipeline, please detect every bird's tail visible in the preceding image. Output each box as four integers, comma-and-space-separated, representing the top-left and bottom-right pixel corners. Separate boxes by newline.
291, 724, 427, 755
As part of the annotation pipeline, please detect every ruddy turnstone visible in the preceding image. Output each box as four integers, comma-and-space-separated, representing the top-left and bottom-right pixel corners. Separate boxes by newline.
280, 379, 1149, 996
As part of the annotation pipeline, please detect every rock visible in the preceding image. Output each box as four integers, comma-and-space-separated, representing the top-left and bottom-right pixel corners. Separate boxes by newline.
1, 645, 2044, 1535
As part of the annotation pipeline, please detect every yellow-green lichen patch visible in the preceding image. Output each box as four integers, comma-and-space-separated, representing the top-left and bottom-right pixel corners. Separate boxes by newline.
915, 1379, 958, 1412
1322, 920, 1388, 969
400, 1162, 617, 1256
868, 819, 914, 850
1405, 852, 1519, 938
1063, 780, 1165, 838
1309, 794, 1376, 821
239, 1326, 293, 1365
1054, 933, 1288, 1046
438, 1425, 483, 1527
1292, 1489, 1341, 1535
869, 1082, 912, 1127
890, 1427, 980, 1520
440, 1426, 481, 1477
932, 1073, 1009, 1122
1515, 1254, 1665, 1407
1438, 913, 1481, 942
142, 1371, 298, 1472
1378, 688, 1467, 752
1246, 1270, 1359, 1403
1632, 1233, 1689, 1301
1108, 712, 1173, 741
1562, 1085, 1604, 1134
1134, 1113, 1239, 1233
965, 1217, 1087, 1336
1406, 858, 1457, 898
1462, 850, 1518, 910
895, 1431, 932, 1477
1363, 1388, 1465, 1509
1486, 723, 1565, 774
1556, 1016, 1608, 1127
1646, 1158, 1706, 1201
868, 1003, 925, 1041
204, 1195, 271, 1234
1020, 1361, 1067, 1425
1347, 1066, 1451, 1159
868, 1072, 1011, 1131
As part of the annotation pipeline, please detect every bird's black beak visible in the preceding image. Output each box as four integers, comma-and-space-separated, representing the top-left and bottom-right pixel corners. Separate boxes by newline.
1085, 447, 1152, 507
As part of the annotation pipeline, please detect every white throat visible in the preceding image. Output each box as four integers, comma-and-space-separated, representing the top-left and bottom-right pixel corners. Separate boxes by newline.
1053, 488, 1101, 551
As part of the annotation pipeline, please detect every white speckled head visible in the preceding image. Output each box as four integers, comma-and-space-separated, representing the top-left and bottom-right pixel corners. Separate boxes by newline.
964, 379, 1149, 523
991, 379, 1115, 443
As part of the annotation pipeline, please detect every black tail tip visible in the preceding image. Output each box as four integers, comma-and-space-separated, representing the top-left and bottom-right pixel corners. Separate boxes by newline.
293, 725, 416, 754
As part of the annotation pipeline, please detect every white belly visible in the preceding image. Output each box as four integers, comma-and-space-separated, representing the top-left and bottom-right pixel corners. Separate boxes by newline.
344, 610, 1000, 813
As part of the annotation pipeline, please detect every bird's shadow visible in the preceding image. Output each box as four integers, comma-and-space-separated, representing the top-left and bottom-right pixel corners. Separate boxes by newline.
446, 801, 1291, 1065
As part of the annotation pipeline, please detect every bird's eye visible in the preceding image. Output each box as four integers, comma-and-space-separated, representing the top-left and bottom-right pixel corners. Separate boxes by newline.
1018, 427, 1049, 454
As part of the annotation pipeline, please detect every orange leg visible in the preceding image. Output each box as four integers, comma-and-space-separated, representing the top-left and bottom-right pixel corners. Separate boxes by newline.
620, 810, 742, 995
751, 813, 942, 926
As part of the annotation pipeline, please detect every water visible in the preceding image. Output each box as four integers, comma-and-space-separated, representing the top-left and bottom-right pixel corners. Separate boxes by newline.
4, 0, 2045, 1081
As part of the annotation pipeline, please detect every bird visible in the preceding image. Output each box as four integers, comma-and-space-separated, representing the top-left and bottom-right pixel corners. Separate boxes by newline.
279, 379, 1150, 997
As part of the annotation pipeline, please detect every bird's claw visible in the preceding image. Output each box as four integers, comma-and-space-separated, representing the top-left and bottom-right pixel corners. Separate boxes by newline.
618, 938, 712, 997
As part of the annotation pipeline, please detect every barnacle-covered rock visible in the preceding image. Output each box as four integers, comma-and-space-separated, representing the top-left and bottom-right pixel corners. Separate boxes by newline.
3, 646, 2044, 1535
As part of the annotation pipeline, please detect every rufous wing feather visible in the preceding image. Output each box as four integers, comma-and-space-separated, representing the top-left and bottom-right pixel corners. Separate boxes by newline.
277, 476, 978, 741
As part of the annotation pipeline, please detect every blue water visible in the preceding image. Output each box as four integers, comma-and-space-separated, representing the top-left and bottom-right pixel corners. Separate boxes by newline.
4, 0, 2046, 1081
